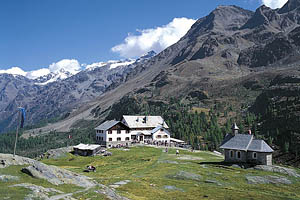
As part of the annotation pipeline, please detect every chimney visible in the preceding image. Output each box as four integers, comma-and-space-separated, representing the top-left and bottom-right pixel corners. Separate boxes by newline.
231, 123, 239, 135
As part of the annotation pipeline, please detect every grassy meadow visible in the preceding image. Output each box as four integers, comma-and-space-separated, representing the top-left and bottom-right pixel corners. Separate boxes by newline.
1, 146, 300, 199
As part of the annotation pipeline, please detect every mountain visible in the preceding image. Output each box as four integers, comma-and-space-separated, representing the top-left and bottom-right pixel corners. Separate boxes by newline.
34, 68, 74, 85
2, 0, 300, 164
28, 0, 300, 130
0, 51, 156, 132
26, 0, 300, 162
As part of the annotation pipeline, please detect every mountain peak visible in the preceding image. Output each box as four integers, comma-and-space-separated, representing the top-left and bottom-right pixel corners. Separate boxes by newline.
139, 50, 157, 59
204, 5, 253, 31
278, 0, 300, 14
241, 5, 274, 29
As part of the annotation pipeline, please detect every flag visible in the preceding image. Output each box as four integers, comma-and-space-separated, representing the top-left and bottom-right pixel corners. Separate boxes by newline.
19, 107, 26, 128
68, 134, 72, 139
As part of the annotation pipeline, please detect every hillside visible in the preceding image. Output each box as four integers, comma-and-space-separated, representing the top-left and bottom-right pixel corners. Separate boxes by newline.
2, 0, 300, 166
31, 0, 300, 132
0, 51, 156, 133
1, 146, 299, 200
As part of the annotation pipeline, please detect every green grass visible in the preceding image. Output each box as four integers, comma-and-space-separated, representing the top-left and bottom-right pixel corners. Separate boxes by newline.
0, 146, 299, 199
40, 146, 300, 200
0, 165, 82, 200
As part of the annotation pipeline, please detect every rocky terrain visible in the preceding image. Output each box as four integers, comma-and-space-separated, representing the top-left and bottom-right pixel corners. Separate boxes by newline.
0, 51, 156, 132
0, 153, 128, 200
1, 146, 299, 200
1, 0, 300, 165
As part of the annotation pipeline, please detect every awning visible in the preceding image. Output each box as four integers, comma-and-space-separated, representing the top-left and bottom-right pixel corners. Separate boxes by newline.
170, 138, 185, 143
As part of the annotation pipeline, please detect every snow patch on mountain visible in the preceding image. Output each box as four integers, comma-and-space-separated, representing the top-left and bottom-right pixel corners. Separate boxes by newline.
0, 67, 27, 77
0, 51, 157, 85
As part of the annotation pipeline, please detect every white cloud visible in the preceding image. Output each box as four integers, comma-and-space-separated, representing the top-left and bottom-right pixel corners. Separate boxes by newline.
49, 59, 81, 74
111, 17, 196, 58
0, 67, 27, 76
0, 59, 81, 79
26, 68, 51, 79
261, 0, 288, 9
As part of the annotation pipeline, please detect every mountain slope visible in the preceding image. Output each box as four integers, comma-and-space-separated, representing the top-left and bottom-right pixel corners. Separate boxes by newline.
0, 52, 156, 132
25, 1, 300, 135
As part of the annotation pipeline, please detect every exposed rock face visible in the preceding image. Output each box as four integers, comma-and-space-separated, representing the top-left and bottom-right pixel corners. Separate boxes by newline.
0, 153, 36, 168
21, 162, 96, 188
0, 153, 129, 200
10, 183, 64, 200
0, 52, 156, 133
3, 0, 300, 136
0, 175, 19, 182
168, 170, 202, 181
253, 165, 300, 178
0, 153, 95, 187
246, 175, 292, 185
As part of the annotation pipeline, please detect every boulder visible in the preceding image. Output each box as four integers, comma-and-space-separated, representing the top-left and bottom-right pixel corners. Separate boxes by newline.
246, 175, 292, 185
254, 165, 300, 178
164, 185, 184, 192
21, 161, 96, 188
0, 175, 19, 182
10, 183, 64, 200
168, 171, 202, 181
0, 153, 36, 168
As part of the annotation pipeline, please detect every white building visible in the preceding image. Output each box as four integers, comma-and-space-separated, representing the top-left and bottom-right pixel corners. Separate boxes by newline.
95, 116, 173, 147
95, 120, 131, 147
121, 115, 170, 144
73, 143, 101, 156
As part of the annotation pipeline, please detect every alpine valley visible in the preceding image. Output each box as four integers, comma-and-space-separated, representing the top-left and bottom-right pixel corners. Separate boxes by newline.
1, 0, 300, 166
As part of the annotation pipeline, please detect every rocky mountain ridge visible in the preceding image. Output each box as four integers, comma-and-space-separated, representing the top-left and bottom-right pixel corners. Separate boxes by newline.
4, 0, 300, 138
0, 51, 156, 132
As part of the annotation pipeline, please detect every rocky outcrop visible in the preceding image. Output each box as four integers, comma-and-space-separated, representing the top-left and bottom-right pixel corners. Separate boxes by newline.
0, 175, 19, 182
10, 183, 64, 200
246, 175, 292, 184
254, 165, 300, 178
21, 161, 96, 188
0, 153, 36, 168
0, 153, 129, 200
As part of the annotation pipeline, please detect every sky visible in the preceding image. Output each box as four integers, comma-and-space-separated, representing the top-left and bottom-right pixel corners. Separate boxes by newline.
0, 0, 288, 77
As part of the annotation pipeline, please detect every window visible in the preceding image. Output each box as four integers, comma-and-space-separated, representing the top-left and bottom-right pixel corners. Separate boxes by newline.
156, 135, 161, 138
229, 150, 234, 158
252, 152, 257, 159
109, 138, 112, 141
160, 129, 164, 131
237, 151, 241, 159
108, 130, 112, 134
163, 135, 168, 138
125, 137, 130, 141
117, 137, 121, 141
117, 130, 121, 134
126, 130, 130, 134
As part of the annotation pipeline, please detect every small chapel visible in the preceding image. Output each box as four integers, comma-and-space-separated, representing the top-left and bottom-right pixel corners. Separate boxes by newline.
220, 124, 273, 165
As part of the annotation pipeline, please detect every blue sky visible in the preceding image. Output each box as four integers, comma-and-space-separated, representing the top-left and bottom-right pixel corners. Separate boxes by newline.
0, 0, 282, 72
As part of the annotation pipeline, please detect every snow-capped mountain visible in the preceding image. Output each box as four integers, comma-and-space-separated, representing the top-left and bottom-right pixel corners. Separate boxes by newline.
34, 68, 74, 85
0, 51, 157, 132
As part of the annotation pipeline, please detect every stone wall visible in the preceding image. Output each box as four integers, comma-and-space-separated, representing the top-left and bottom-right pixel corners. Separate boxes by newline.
224, 149, 247, 162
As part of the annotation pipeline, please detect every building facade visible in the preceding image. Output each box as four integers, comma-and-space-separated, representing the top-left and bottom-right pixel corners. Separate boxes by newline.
220, 124, 273, 165
95, 116, 173, 147
95, 120, 131, 148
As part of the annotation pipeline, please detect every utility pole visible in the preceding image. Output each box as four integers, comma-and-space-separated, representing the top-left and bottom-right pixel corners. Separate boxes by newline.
13, 109, 21, 157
